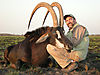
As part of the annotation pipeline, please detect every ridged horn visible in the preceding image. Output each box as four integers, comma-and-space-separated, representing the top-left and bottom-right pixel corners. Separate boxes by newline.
42, 2, 64, 27
28, 2, 58, 29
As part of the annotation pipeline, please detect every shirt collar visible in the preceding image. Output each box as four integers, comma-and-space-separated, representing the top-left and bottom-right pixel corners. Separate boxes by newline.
70, 23, 79, 31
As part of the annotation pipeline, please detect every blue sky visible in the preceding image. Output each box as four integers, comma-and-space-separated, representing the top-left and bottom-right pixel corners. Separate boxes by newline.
0, 0, 100, 35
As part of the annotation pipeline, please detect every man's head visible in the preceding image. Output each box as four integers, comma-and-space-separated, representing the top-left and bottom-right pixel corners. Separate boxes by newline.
64, 14, 77, 30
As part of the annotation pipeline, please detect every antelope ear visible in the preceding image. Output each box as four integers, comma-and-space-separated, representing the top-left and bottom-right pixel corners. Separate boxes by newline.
36, 33, 49, 44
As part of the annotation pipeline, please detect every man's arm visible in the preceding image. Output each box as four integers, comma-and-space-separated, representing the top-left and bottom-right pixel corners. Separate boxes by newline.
67, 25, 86, 47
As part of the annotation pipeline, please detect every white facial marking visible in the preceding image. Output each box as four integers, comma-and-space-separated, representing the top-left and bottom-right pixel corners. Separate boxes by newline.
55, 39, 64, 48
65, 45, 69, 50
56, 30, 61, 39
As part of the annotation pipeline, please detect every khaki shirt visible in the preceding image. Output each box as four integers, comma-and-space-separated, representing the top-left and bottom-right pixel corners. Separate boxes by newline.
65, 23, 89, 60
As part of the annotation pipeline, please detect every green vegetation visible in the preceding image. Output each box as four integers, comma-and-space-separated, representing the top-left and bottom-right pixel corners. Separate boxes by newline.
0, 36, 25, 50
0, 35, 100, 56
0, 35, 100, 74
0, 36, 25, 60
0, 35, 100, 51
89, 35, 100, 53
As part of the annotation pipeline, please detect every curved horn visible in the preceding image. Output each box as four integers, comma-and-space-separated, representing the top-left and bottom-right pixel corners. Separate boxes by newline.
28, 2, 58, 29
42, 2, 64, 27
35, 32, 49, 44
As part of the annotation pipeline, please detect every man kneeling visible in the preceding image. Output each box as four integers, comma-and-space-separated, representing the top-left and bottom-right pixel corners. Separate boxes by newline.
46, 14, 89, 72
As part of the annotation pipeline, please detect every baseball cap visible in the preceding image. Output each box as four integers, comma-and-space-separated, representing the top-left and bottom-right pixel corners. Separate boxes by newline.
64, 14, 75, 20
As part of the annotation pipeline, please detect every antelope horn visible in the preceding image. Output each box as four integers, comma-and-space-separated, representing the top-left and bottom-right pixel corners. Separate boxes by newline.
42, 2, 64, 27
36, 32, 49, 44
28, 2, 58, 29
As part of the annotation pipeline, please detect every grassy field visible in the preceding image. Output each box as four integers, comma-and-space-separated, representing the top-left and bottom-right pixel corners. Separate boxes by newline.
0, 36, 25, 61
0, 35, 100, 54
89, 35, 100, 53
0, 36, 24, 49
0, 35, 100, 75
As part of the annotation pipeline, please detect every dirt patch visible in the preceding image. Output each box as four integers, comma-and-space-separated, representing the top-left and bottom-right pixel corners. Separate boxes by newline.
0, 51, 100, 75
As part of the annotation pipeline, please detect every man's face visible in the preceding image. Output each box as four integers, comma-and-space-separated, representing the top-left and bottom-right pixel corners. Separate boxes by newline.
65, 17, 76, 30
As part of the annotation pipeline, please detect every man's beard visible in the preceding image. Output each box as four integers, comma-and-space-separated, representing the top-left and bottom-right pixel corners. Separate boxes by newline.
68, 23, 74, 30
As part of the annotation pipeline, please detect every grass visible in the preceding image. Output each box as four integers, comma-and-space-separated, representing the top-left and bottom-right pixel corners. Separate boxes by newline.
0, 35, 100, 58
0, 36, 25, 60
0, 36, 25, 50
0, 35, 100, 74
88, 35, 100, 53
0, 35, 100, 51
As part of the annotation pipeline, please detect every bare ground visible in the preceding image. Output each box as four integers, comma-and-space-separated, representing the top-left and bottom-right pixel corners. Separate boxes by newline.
0, 50, 100, 75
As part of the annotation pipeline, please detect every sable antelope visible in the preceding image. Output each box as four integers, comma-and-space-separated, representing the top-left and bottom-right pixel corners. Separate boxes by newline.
4, 2, 73, 69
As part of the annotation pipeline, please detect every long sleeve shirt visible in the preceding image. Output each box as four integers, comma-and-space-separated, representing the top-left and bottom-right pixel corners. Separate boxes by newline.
65, 23, 89, 60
